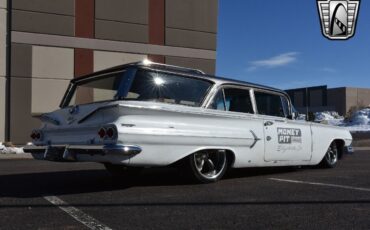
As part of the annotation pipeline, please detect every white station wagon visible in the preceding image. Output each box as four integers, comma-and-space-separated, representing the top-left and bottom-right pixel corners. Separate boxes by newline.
25, 61, 353, 183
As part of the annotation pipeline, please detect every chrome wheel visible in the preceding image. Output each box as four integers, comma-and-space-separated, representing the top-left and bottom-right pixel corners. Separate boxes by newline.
325, 144, 338, 166
192, 150, 227, 181
319, 142, 339, 168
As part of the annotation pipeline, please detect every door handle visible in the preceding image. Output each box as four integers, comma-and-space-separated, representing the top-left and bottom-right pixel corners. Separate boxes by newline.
264, 121, 274, 126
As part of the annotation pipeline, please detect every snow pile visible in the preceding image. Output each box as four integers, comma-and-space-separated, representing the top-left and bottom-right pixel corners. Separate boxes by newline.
315, 111, 343, 122
0, 143, 25, 154
297, 114, 306, 121
344, 108, 370, 132
348, 108, 370, 126
313, 109, 370, 132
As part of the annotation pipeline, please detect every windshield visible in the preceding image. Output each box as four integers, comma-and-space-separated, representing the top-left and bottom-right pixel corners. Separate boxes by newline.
65, 68, 213, 107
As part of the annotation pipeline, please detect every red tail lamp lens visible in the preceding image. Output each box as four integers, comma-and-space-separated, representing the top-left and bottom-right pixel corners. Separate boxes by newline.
31, 131, 42, 140
106, 128, 115, 138
98, 128, 106, 139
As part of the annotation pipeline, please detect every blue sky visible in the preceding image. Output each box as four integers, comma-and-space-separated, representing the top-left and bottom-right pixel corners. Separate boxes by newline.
216, 0, 370, 90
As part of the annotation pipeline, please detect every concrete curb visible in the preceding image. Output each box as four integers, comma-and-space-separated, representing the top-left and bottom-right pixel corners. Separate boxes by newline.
0, 153, 33, 160
354, 147, 370, 151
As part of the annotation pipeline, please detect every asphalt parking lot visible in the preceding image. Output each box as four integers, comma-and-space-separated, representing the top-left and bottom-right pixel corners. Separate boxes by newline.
0, 151, 369, 230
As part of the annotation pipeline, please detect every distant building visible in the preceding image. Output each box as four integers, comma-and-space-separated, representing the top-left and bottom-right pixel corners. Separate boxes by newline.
286, 86, 370, 116
0, 0, 219, 144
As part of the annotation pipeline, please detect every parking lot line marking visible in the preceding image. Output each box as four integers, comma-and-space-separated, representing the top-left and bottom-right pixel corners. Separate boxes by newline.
43, 196, 112, 230
269, 178, 370, 192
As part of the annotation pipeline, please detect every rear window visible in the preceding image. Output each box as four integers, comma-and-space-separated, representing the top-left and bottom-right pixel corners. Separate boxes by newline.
68, 72, 123, 106
65, 68, 213, 107
126, 70, 212, 107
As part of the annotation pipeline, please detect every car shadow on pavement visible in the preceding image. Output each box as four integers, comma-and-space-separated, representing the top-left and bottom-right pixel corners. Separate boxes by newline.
0, 166, 303, 198
224, 166, 300, 179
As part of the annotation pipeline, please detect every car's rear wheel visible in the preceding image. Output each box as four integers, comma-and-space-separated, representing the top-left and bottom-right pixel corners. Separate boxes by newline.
104, 163, 142, 178
320, 142, 339, 168
188, 150, 228, 183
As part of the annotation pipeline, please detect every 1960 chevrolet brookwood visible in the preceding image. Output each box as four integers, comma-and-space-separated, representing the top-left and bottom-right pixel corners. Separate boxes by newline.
24, 61, 352, 183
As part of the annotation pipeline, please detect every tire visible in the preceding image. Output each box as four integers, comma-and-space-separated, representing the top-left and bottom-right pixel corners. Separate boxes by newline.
187, 150, 228, 183
104, 163, 142, 178
319, 142, 339, 168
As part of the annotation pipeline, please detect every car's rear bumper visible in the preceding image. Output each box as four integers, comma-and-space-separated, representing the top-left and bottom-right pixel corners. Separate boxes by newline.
23, 144, 142, 162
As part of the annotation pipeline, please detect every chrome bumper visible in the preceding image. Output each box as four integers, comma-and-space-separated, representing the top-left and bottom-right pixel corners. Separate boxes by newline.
23, 144, 142, 162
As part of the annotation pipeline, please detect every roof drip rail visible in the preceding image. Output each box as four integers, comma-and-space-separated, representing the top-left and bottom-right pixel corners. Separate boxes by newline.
138, 60, 206, 75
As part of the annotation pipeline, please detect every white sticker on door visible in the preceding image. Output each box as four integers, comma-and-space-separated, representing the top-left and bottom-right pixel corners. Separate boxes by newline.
277, 128, 302, 144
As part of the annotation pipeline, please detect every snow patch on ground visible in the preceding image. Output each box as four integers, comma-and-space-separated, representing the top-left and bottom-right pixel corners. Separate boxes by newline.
0, 143, 25, 154
314, 109, 370, 132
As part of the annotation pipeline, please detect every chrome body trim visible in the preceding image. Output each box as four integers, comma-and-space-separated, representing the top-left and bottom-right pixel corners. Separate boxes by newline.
249, 130, 261, 149
137, 61, 206, 75
24, 144, 142, 162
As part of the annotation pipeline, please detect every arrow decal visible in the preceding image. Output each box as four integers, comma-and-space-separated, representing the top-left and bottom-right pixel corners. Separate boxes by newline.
250, 130, 261, 149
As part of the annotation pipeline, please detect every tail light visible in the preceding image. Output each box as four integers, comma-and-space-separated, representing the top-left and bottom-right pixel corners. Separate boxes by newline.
106, 127, 115, 138
98, 128, 106, 139
98, 126, 117, 140
30, 130, 42, 141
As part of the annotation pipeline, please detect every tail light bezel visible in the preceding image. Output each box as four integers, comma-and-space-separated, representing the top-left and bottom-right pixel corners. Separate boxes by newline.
98, 125, 118, 141
30, 130, 43, 141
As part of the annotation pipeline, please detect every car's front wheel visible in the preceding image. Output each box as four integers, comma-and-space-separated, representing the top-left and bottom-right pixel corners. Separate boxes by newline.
188, 150, 228, 183
320, 142, 339, 168
104, 163, 142, 178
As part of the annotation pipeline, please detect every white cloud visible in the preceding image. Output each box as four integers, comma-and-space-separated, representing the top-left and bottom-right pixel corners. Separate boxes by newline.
248, 52, 299, 71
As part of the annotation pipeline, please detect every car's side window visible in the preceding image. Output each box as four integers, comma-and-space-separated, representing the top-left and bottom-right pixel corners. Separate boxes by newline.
224, 88, 254, 114
209, 87, 254, 114
254, 91, 289, 118
208, 90, 226, 111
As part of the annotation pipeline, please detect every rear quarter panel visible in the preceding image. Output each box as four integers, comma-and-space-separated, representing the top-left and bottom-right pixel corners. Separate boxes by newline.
114, 104, 266, 167
310, 123, 352, 165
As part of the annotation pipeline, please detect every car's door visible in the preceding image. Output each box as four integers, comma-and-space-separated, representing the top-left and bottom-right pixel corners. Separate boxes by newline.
253, 90, 312, 162
207, 86, 265, 165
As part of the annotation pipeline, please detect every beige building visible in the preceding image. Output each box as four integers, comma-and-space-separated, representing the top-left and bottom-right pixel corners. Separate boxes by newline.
286, 86, 370, 116
0, 0, 219, 144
